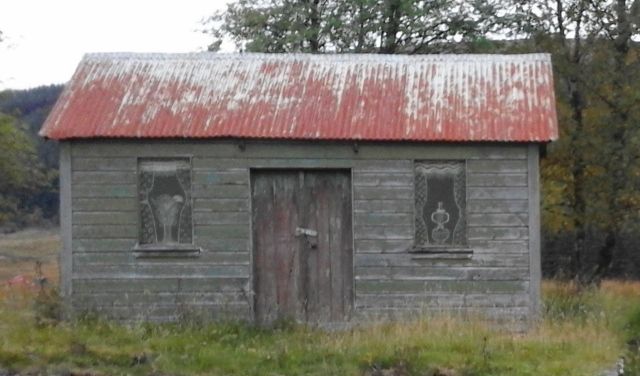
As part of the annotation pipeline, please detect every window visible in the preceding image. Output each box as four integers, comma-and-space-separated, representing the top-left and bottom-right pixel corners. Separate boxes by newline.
414, 161, 467, 248
138, 159, 193, 246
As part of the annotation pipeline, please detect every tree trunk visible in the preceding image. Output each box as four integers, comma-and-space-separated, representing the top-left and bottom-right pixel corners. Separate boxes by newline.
569, 85, 588, 283
355, 1, 366, 52
380, 0, 401, 53
307, 0, 321, 52
558, 0, 589, 284
589, 0, 632, 284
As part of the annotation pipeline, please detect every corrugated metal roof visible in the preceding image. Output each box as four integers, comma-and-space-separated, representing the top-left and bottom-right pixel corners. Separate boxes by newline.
40, 53, 558, 142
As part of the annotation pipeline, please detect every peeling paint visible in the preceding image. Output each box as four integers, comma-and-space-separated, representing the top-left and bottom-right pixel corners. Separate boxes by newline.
40, 53, 558, 142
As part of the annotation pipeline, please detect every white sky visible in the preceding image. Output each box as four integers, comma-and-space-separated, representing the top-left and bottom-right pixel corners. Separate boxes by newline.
0, 0, 234, 90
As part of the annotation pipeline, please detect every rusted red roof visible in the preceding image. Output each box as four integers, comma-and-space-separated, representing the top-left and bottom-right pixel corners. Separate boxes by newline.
40, 53, 558, 142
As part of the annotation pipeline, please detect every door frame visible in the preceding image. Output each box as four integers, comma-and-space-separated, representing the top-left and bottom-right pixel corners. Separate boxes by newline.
248, 168, 355, 323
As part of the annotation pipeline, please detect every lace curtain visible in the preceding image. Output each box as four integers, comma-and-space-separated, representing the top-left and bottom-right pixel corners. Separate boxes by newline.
414, 161, 466, 247
138, 159, 192, 245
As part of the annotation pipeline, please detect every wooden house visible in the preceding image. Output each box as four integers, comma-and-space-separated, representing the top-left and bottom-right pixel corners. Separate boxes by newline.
40, 53, 558, 325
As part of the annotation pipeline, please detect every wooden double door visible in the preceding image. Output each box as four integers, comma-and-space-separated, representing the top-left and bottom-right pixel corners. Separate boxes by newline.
251, 170, 353, 325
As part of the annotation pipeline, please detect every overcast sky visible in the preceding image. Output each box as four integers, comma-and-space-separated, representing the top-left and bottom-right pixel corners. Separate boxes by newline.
0, 0, 233, 90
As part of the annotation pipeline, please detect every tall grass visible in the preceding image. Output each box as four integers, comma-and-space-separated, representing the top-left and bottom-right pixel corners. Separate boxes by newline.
1, 280, 637, 375
543, 280, 640, 375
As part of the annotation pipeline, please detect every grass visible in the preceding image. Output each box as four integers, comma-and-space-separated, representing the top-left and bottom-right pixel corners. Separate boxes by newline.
1, 230, 639, 375
0, 228, 59, 283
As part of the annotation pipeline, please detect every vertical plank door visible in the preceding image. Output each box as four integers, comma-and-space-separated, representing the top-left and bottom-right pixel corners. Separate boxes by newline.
251, 170, 353, 325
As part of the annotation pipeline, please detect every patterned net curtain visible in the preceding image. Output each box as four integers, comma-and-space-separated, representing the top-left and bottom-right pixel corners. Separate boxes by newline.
414, 161, 466, 247
139, 159, 193, 245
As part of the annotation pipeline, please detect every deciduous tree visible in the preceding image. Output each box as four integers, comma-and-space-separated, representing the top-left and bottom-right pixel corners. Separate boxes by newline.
204, 0, 486, 53
490, 0, 640, 282
0, 113, 43, 226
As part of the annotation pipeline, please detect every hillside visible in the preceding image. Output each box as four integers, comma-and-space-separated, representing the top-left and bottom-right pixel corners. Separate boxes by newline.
0, 85, 63, 230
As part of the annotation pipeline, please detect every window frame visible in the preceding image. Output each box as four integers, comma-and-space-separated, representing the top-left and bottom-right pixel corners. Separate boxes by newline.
411, 159, 472, 256
133, 156, 200, 258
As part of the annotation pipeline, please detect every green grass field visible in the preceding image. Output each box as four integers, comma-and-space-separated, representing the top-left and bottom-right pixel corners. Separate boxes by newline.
1, 230, 639, 375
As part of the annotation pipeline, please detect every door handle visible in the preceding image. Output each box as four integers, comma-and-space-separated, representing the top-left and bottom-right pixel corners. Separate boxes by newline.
295, 227, 318, 237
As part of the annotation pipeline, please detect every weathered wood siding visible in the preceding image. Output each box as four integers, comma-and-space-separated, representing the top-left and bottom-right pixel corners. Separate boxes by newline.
252, 170, 353, 324
66, 140, 539, 323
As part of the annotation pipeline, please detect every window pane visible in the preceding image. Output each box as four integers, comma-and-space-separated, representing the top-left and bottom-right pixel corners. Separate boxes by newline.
139, 159, 192, 245
415, 161, 466, 247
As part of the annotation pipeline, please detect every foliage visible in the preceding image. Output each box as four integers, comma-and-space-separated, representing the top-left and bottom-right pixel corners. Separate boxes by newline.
0, 114, 35, 192
0, 86, 62, 229
0, 113, 54, 228
491, 0, 640, 282
204, 0, 488, 53
0, 85, 64, 169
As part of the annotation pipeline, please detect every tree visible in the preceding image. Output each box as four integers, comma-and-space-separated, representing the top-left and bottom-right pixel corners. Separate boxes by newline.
589, 0, 640, 281
0, 113, 45, 226
488, 0, 640, 282
204, 0, 330, 53
0, 85, 64, 169
204, 0, 486, 53
0, 86, 64, 227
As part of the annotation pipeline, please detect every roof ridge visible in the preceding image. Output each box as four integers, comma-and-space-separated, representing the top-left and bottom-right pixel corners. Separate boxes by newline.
82, 52, 552, 63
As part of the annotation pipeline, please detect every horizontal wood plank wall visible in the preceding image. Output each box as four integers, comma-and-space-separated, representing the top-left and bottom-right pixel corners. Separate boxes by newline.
70, 140, 532, 323
351, 149, 530, 323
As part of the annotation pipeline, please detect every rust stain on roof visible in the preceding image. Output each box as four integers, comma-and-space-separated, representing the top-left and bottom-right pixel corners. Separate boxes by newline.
40, 53, 558, 142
